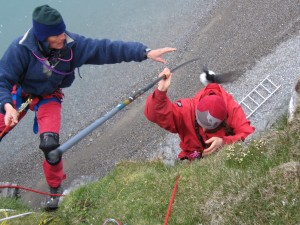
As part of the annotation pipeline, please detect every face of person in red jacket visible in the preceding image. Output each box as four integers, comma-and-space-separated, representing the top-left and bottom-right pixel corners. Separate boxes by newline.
196, 95, 227, 131
47, 33, 66, 49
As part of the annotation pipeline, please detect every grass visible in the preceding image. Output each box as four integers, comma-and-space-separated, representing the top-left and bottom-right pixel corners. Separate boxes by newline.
1, 113, 299, 225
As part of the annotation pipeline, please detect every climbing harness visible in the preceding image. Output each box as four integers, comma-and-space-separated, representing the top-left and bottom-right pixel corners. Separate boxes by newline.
18, 98, 33, 113
0, 85, 62, 138
0, 95, 32, 139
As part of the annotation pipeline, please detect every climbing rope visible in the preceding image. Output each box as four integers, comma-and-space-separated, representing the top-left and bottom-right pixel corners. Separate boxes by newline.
0, 210, 54, 224
164, 175, 180, 225
0, 185, 64, 197
0, 211, 33, 223
164, 160, 195, 225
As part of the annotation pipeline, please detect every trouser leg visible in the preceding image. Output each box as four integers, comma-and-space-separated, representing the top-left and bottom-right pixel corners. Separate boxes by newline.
43, 159, 66, 188
38, 101, 66, 188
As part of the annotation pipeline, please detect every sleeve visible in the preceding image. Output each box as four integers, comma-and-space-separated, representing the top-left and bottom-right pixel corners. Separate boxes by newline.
70, 32, 148, 67
144, 89, 182, 133
222, 94, 255, 144
0, 42, 28, 113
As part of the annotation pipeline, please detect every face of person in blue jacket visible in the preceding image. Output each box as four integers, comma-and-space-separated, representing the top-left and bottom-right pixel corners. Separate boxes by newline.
47, 33, 66, 49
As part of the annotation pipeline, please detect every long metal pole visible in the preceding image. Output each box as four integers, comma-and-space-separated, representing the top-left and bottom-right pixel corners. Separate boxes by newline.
48, 75, 165, 160
49, 58, 200, 160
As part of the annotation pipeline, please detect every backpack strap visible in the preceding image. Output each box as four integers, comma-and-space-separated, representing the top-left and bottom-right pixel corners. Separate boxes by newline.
194, 119, 208, 158
11, 86, 24, 110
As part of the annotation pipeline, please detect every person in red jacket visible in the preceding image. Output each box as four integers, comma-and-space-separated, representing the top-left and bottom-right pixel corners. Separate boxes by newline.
144, 68, 255, 160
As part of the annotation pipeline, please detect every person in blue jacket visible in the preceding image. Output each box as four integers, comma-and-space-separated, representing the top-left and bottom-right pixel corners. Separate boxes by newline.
0, 4, 176, 210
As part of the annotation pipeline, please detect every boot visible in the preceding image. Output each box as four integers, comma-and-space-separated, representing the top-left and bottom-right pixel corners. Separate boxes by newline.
44, 185, 63, 211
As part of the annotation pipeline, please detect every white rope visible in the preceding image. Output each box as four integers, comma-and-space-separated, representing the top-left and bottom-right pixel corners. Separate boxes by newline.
0, 212, 33, 222
102, 218, 124, 225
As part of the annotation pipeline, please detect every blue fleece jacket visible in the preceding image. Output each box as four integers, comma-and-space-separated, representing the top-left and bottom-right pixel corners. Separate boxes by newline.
0, 29, 148, 113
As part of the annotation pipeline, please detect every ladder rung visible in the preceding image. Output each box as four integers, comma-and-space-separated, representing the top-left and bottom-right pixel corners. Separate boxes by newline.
239, 75, 280, 118
241, 101, 254, 112
264, 78, 278, 88
260, 84, 272, 94
248, 96, 259, 106
253, 89, 265, 99
245, 86, 280, 118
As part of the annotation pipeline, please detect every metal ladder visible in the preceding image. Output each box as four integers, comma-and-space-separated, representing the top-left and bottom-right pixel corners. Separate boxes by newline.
239, 76, 280, 118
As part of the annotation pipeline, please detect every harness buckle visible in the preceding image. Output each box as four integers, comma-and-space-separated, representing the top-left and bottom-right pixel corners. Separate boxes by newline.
18, 97, 33, 113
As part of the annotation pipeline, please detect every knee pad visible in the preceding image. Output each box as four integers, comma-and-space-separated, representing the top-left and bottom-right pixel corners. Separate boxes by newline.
39, 132, 61, 165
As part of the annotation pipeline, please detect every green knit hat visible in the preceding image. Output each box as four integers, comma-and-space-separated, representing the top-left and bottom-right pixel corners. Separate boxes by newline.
32, 5, 66, 41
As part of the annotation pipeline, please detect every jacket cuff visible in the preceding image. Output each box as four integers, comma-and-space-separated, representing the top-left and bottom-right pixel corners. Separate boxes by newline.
0, 100, 13, 114
154, 88, 168, 97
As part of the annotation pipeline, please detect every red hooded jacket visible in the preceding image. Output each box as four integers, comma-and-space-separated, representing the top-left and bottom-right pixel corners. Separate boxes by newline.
144, 83, 255, 159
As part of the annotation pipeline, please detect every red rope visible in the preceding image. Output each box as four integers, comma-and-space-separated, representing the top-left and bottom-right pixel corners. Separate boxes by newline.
164, 175, 180, 225
0, 185, 64, 197
0, 98, 32, 139
163, 160, 195, 224
0, 122, 11, 139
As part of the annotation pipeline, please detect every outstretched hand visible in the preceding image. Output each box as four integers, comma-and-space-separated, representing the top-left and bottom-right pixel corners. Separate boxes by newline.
147, 47, 176, 64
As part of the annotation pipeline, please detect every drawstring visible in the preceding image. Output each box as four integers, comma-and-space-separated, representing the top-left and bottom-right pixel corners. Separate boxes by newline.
77, 68, 82, 78
32, 49, 75, 76
193, 118, 209, 159
194, 118, 209, 150
32, 48, 73, 62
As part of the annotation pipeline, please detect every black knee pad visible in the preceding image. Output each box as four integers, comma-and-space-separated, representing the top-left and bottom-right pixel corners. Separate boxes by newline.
39, 132, 61, 165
